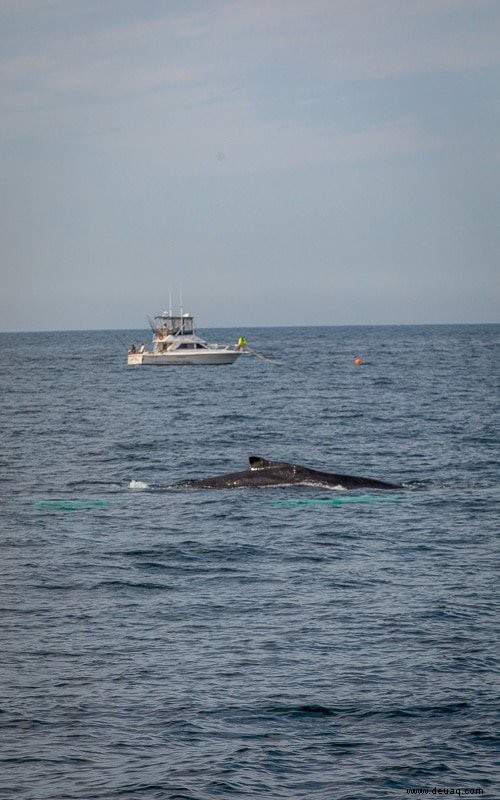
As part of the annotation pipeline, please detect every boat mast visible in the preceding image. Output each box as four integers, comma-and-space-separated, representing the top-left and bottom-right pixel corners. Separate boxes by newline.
179, 284, 184, 333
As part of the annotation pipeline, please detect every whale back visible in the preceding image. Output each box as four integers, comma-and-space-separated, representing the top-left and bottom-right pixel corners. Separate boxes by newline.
176, 456, 402, 490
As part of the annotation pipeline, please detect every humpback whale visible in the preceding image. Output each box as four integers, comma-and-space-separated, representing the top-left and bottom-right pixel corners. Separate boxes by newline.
176, 456, 402, 490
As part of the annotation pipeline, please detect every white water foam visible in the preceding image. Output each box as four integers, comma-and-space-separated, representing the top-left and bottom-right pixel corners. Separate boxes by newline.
129, 480, 149, 490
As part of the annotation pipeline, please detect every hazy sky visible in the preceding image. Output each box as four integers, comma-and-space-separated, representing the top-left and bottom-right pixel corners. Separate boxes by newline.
1, 0, 499, 331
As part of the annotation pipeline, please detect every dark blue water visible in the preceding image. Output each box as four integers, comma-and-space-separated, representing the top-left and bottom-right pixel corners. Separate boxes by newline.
0, 325, 498, 800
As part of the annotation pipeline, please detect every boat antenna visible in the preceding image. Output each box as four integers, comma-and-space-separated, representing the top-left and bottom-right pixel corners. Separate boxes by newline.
179, 283, 183, 317
168, 286, 172, 318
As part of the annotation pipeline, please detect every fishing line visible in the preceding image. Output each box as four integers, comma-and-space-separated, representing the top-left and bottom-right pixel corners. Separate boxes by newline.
243, 345, 282, 365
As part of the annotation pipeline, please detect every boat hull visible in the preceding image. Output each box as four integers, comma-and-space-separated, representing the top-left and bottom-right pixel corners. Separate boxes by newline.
128, 350, 241, 366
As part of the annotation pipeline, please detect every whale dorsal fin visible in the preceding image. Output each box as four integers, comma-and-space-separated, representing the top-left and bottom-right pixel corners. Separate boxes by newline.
249, 456, 272, 470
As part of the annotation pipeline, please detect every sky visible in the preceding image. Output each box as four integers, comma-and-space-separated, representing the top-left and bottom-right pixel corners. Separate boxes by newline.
1, 0, 499, 331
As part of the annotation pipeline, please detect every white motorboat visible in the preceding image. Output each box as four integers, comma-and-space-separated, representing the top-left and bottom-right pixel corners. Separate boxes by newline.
127, 311, 242, 366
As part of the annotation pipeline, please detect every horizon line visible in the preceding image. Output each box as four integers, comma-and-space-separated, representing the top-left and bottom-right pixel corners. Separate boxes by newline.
1, 321, 499, 335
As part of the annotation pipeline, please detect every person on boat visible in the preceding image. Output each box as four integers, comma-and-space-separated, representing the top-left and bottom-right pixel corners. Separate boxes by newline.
237, 336, 247, 350
129, 343, 136, 353
139, 342, 145, 353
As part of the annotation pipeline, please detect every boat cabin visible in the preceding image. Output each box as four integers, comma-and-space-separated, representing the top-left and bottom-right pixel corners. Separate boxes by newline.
153, 312, 195, 337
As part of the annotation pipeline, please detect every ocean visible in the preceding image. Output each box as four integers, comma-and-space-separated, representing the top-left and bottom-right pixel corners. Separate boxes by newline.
0, 324, 498, 800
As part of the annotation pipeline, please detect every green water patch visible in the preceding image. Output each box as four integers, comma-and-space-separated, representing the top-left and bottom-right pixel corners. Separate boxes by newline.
271, 494, 405, 508
37, 499, 109, 512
